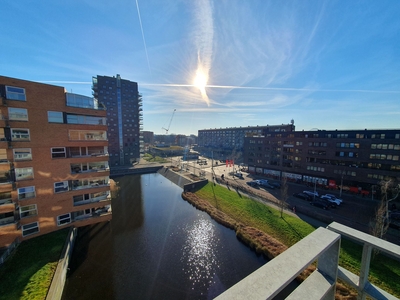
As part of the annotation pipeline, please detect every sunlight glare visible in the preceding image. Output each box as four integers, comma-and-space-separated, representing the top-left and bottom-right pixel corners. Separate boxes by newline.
193, 67, 210, 106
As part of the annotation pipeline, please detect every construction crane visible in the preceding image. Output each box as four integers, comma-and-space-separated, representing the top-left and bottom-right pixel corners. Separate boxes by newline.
162, 109, 176, 134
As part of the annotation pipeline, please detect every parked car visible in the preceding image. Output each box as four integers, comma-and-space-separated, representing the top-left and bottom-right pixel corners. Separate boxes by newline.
320, 195, 341, 206
323, 194, 343, 204
231, 172, 243, 179
318, 198, 338, 208
303, 190, 319, 198
258, 180, 275, 189
269, 181, 281, 188
246, 180, 259, 188
293, 192, 312, 201
310, 201, 329, 210
389, 212, 400, 230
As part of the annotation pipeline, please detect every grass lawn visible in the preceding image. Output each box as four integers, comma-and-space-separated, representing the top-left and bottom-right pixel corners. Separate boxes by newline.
0, 228, 69, 300
195, 182, 400, 297
142, 153, 168, 163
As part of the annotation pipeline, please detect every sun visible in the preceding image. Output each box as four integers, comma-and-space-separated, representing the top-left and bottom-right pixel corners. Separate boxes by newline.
193, 68, 208, 91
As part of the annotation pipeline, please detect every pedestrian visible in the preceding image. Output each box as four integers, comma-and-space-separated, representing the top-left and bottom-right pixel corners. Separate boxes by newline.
293, 206, 296, 213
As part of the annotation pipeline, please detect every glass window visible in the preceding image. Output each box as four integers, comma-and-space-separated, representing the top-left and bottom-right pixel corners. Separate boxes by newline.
11, 128, 30, 141
15, 167, 34, 181
54, 181, 69, 193
66, 114, 106, 125
0, 192, 12, 205
48, 111, 64, 123
22, 222, 39, 237
6, 86, 26, 101
57, 213, 71, 226
8, 107, 28, 121
18, 186, 36, 200
51, 147, 66, 158
13, 148, 32, 161
20, 204, 37, 218
69, 130, 107, 141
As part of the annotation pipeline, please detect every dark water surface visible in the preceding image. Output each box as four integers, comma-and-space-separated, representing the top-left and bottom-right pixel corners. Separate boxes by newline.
63, 173, 272, 299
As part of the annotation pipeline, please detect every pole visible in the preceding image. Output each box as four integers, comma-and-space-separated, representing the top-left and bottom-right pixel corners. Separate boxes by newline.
340, 173, 344, 198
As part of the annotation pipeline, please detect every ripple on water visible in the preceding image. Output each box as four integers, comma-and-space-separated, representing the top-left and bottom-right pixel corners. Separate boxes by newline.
180, 217, 220, 292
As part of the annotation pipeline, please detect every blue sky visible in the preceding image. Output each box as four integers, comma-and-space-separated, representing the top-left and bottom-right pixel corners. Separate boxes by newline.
2, 0, 400, 135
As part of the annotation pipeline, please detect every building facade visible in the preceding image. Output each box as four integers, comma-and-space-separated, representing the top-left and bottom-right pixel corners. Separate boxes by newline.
244, 129, 400, 196
0, 76, 111, 248
197, 124, 295, 162
92, 74, 143, 166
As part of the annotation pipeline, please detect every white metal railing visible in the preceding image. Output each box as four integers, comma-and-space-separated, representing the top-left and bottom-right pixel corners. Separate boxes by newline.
216, 227, 341, 300
216, 222, 400, 300
327, 222, 400, 300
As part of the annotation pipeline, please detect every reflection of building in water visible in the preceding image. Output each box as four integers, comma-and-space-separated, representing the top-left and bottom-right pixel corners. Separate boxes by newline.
0, 76, 111, 249
92, 74, 143, 166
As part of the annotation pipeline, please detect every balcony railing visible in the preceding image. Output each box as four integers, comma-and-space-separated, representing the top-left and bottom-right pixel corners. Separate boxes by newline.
216, 222, 400, 300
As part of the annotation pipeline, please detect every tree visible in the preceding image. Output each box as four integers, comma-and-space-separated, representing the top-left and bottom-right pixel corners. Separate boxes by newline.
370, 179, 399, 240
279, 176, 289, 218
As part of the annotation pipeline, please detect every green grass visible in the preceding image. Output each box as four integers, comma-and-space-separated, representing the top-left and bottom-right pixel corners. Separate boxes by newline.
0, 228, 69, 300
195, 182, 400, 297
142, 153, 168, 163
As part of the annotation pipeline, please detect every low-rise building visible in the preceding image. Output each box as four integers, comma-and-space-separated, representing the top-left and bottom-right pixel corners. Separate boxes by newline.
244, 129, 400, 196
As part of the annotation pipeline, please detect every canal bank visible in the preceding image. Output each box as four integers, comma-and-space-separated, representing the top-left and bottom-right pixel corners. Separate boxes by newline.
62, 173, 274, 299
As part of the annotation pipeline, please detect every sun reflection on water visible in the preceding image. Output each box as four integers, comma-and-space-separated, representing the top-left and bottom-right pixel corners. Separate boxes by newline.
181, 217, 220, 291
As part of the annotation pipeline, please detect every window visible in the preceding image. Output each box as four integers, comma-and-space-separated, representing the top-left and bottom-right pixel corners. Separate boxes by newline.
54, 181, 69, 193
57, 213, 71, 226
66, 114, 106, 125
0, 192, 12, 205
48, 111, 64, 123
15, 167, 34, 181
51, 147, 66, 158
20, 204, 37, 218
13, 148, 32, 161
6, 86, 26, 101
22, 222, 39, 237
69, 130, 107, 141
8, 107, 28, 121
11, 128, 30, 141
18, 186, 36, 200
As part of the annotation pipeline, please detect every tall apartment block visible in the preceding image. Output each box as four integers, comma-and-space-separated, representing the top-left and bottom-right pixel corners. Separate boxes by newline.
0, 76, 111, 249
92, 74, 143, 167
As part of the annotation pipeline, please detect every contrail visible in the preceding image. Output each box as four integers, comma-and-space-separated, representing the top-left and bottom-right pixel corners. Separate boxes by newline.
37, 81, 400, 94
135, 0, 151, 75
141, 83, 400, 94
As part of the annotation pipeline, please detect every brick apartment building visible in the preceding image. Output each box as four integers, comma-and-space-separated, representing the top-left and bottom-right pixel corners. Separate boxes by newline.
0, 76, 111, 249
196, 123, 295, 162
92, 74, 143, 167
243, 129, 400, 196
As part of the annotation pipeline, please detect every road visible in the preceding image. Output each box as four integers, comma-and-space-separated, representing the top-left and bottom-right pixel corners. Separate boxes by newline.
168, 156, 400, 245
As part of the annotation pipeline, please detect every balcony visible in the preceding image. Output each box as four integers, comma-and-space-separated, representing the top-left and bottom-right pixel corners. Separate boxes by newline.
72, 206, 112, 227
216, 222, 400, 300
0, 214, 16, 227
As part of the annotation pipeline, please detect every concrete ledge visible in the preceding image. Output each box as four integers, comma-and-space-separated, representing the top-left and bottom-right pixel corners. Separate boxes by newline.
327, 222, 400, 259
46, 227, 77, 300
286, 270, 335, 300
215, 227, 340, 300
338, 266, 398, 300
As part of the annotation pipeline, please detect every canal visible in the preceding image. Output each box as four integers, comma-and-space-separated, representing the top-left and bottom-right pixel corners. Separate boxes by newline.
62, 173, 289, 299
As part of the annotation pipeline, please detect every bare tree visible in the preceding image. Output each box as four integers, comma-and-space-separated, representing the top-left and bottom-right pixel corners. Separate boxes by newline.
279, 176, 289, 218
370, 179, 399, 240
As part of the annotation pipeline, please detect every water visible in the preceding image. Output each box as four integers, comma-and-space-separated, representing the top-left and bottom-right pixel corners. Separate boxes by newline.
63, 173, 277, 299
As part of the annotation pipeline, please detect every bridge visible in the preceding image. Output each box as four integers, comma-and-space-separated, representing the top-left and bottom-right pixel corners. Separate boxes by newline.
216, 222, 400, 300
